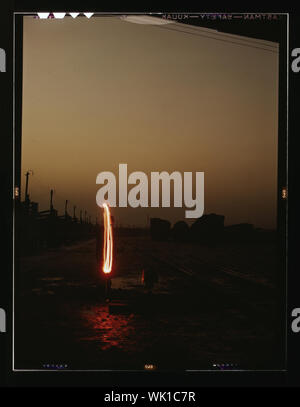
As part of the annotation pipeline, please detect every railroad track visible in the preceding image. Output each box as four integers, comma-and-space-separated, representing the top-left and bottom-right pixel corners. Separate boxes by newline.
152, 253, 274, 289
151, 254, 277, 317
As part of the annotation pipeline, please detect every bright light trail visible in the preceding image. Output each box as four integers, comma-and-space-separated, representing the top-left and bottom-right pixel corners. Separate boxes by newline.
102, 203, 113, 274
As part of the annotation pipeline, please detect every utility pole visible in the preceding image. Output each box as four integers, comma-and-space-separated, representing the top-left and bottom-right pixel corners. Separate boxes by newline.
65, 199, 68, 217
24, 170, 33, 204
73, 205, 76, 220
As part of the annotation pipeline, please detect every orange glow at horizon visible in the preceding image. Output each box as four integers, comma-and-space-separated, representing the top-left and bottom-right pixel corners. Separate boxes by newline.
102, 203, 113, 274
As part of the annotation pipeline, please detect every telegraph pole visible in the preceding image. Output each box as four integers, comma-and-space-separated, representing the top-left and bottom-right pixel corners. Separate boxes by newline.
24, 170, 33, 204
65, 199, 68, 217
50, 189, 54, 212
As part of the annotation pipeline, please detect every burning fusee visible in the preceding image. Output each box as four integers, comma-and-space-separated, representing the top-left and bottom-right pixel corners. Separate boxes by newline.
96, 164, 204, 218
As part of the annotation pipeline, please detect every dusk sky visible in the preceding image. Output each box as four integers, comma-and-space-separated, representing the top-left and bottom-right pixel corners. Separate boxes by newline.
21, 16, 279, 228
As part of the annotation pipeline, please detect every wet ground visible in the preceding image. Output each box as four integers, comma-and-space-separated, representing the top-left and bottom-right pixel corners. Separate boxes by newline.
14, 235, 285, 371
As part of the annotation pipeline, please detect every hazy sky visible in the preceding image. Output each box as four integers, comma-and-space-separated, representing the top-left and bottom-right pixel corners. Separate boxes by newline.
22, 16, 279, 228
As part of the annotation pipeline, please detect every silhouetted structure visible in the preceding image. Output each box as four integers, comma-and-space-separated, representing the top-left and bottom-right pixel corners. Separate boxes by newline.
224, 223, 254, 243
191, 213, 225, 243
95, 223, 104, 264
16, 187, 96, 255
172, 221, 190, 242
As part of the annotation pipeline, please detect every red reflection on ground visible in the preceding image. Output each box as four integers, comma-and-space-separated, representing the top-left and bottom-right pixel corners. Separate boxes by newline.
80, 305, 135, 351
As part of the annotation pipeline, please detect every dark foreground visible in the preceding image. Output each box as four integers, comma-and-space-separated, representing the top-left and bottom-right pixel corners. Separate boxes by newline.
14, 235, 285, 371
